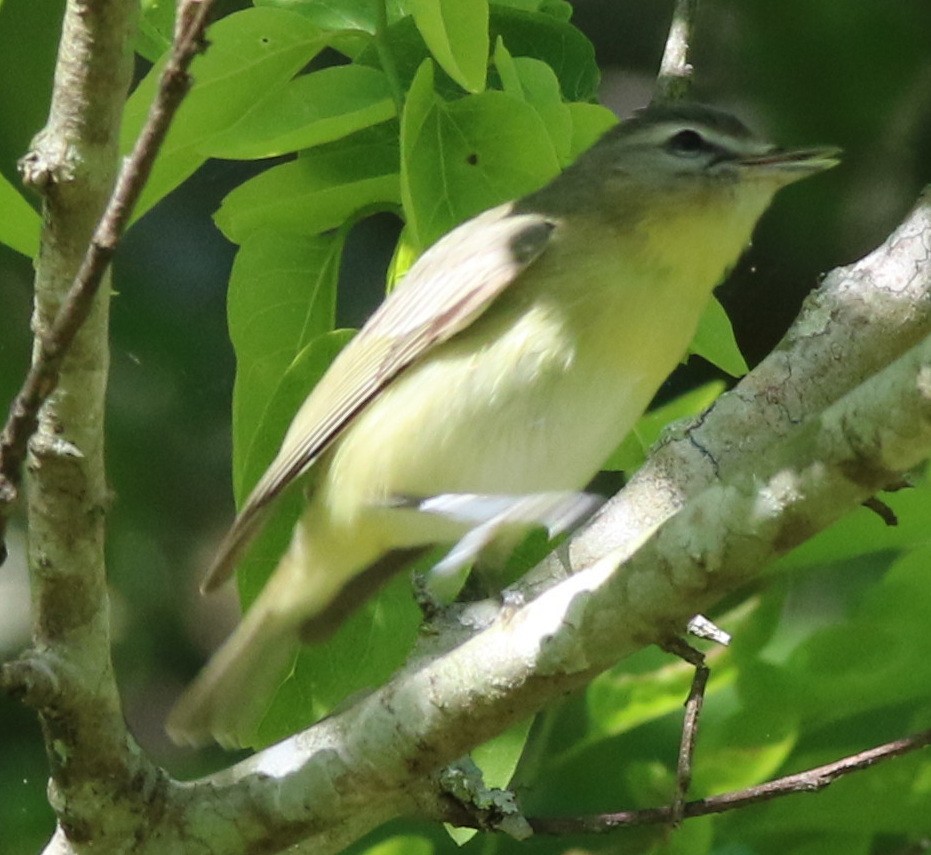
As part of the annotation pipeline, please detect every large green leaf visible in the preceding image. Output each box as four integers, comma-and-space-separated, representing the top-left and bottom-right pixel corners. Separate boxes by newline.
410, 0, 489, 93
587, 643, 737, 742
254, 0, 379, 33
780, 543, 931, 726
227, 230, 343, 498
215, 124, 401, 244
493, 38, 571, 162
206, 65, 396, 160
358, 835, 434, 855
121, 8, 327, 220
252, 0, 416, 58
400, 60, 559, 249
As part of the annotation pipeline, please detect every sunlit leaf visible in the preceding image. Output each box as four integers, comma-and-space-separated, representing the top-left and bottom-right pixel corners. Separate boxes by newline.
227, 230, 343, 498
410, 0, 489, 93
206, 65, 396, 160
494, 38, 571, 162
400, 59, 559, 249
215, 124, 400, 244
121, 8, 327, 219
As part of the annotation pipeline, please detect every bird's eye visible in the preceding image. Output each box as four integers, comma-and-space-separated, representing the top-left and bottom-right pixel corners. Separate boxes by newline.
667, 129, 707, 156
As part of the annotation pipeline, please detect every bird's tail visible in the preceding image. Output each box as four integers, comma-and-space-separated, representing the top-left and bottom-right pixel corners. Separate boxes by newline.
166, 583, 301, 750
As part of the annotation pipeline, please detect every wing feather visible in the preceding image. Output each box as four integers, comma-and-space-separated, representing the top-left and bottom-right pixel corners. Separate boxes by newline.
202, 203, 558, 591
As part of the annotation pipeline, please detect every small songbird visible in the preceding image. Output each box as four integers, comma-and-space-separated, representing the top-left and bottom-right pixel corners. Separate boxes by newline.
167, 103, 839, 748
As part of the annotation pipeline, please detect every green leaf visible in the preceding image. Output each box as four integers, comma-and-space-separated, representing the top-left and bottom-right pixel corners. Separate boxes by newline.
588, 644, 736, 740
215, 125, 401, 244
692, 724, 797, 796
493, 39, 572, 162
253, 0, 383, 58
254, 0, 378, 32
385, 223, 419, 290
491, 0, 574, 19
227, 230, 343, 498
136, 0, 174, 62
401, 60, 559, 249
604, 381, 726, 472
690, 296, 749, 377
121, 8, 327, 220
490, 0, 544, 11
781, 543, 931, 726
410, 0, 489, 93
356, 6, 598, 102
206, 65, 396, 160
253, 0, 412, 33
0, 171, 39, 257
472, 716, 534, 790
489, 6, 599, 101
566, 101, 618, 157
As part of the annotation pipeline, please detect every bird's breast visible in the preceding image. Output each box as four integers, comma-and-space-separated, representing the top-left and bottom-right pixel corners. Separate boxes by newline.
323, 246, 713, 531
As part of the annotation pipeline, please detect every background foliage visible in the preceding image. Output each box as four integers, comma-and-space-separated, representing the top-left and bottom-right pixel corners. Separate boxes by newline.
1, 0, 930, 852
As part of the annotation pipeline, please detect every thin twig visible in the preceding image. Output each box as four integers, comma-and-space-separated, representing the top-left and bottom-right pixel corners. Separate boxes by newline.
661, 639, 709, 826
529, 729, 931, 834
0, 0, 217, 564
654, 0, 698, 103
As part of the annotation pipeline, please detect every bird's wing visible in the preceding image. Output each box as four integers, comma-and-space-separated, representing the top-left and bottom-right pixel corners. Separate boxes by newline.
201, 203, 559, 591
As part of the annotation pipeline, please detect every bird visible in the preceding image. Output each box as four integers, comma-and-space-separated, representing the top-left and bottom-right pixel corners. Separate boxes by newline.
167, 102, 839, 748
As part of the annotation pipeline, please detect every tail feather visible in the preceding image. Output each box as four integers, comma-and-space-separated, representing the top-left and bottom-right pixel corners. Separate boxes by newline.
166, 601, 299, 750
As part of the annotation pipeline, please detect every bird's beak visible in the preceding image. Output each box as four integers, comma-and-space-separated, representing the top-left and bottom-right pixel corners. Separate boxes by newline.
739, 145, 842, 184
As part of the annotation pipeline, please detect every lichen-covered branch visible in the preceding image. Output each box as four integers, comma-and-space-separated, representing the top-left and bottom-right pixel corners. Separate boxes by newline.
11, 0, 141, 847
177, 307, 931, 855
0, 1, 218, 852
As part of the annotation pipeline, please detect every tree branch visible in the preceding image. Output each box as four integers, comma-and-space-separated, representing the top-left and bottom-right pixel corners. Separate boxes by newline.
533, 188, 931, 593
4, 0, 930, 849
0, 0, 215, 562
162, 250, 931, 853
0, 1, 218, 852
655, 0, 698, 102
